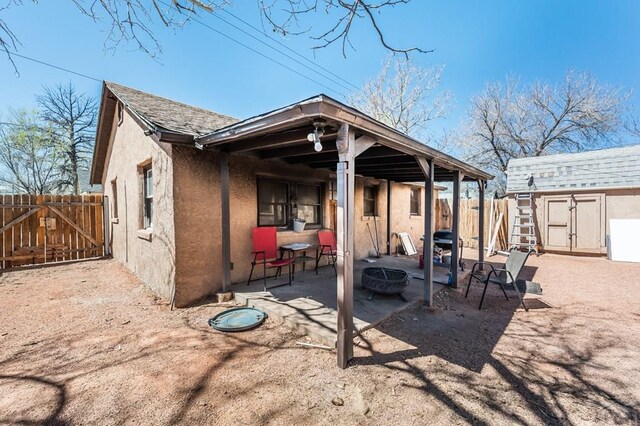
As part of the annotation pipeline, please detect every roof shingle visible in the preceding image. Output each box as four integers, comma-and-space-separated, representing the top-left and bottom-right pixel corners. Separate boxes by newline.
506, 144, 640, 193
105, 82, 239, 136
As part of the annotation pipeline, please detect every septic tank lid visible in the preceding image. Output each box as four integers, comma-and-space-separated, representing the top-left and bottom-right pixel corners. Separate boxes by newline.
208, 307, 267, 332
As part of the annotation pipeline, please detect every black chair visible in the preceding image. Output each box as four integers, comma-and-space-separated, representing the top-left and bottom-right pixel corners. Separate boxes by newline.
465, 249, 533, 311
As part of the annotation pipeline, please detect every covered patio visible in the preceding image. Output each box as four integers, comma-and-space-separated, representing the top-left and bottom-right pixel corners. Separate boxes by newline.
235, 256, 453, 348
195, 94, 492, 368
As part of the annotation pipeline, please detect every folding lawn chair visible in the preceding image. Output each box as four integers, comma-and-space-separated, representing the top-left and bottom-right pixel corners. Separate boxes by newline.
465, 248, 534, 311
247, 226, 294, 291
315, 229, 337, 275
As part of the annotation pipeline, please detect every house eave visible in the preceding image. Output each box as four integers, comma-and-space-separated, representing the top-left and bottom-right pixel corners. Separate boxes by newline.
197, 95, 493, 182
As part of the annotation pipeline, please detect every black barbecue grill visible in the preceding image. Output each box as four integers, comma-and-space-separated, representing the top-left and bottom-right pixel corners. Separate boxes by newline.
433, 229, 464, 270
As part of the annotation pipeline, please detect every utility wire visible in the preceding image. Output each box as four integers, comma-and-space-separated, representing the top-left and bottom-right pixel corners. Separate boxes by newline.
155, 0, 344, 97
2, 4, 350, 97
0, 49, 102, 82
219, 8, 360, 91
210, 10, 353, 93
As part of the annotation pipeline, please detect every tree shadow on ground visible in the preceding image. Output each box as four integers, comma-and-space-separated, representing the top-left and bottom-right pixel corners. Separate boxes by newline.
350, 259, 640, 424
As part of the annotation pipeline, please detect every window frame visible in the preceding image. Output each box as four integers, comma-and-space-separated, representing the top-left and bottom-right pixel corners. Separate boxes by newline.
142, 164, 153, 229
257, 178, 289, 228
363, 185, 378, 217
256, 177, 323, 229
110, 178, 119, 219
410, 187, 422, 216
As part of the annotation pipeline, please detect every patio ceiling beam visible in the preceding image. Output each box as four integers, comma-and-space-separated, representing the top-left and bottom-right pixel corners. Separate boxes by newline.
260, 140, 338, 159
307, 156, 415, 169
225, 128, 339, 153
199, 99, 324, 147
355, 163, 420, 171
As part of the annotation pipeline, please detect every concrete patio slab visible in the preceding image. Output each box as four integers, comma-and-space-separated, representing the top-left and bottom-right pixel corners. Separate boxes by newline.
234, 255, 459, 347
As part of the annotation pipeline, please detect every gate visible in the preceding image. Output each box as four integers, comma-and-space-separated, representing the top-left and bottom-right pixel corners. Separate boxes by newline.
0, 194, 105, 269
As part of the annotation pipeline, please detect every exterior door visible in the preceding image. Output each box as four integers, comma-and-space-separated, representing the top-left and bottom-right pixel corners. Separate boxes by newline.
572, 195, 603, 253
543, 194, 604, 253
545, 197, 571, 252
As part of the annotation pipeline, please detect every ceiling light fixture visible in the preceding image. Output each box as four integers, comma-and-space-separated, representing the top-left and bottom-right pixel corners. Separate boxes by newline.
307, 119, 326, 152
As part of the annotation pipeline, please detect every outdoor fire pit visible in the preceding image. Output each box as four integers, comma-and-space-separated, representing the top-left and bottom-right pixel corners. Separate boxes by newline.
361, 267, 410, 302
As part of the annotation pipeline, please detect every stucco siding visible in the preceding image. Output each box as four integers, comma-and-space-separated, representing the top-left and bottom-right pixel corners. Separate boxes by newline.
102, 110, 176, 300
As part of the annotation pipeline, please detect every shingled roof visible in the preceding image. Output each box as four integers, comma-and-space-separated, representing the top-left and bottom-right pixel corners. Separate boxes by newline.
507, 144, 640, 193
105, 82, 239, 136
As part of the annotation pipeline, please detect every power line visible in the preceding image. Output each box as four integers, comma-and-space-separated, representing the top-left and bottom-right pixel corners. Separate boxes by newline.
209, 10, 353, 93
219, 9, 360, 91
0, 49, 102, 82
2, 4, 351, 98
155, 0, 345, 97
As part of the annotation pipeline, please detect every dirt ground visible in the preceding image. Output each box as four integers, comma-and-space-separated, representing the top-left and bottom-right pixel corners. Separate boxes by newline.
1, 253, 639, 425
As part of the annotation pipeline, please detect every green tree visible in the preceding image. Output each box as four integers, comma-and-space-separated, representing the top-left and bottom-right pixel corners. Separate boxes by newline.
0, 110, 64, 194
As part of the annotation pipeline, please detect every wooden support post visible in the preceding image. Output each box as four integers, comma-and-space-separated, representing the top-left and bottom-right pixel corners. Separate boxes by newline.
420, 158, 434, 306
477, 179, 485, 270
386, 180, 391, 256
336, 123, 355, 369
220, 152, 231, 293
451, 171, 462, 288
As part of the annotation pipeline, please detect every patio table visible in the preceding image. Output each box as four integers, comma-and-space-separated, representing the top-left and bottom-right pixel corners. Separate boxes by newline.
280, 243, 318, 280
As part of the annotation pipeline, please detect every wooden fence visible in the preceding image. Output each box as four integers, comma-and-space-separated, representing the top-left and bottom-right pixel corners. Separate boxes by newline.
435, 198, 509, 251
0, 194, 104, 269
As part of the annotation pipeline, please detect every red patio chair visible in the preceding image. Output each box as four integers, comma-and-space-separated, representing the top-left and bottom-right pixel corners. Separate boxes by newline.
247, 227, 294, 291
315, 229, 337, 275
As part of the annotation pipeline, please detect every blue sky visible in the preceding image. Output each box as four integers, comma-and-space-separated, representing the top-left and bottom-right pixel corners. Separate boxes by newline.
1, 1, 639, 142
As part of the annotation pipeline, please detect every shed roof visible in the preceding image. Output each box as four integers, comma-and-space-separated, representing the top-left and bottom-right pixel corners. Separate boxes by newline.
506, 144, 640, 193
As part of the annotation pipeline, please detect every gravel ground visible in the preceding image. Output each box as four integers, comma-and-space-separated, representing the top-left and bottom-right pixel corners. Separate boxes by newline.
1, 254, 639, 425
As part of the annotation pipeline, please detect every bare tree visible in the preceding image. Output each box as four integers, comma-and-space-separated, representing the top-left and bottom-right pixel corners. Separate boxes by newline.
260, 0, 430, 57
36, 83, 98, 195
1, 0, 426, 70
457, 71, 630, 193
0, 110, 64, 194
347, 56, 451, 142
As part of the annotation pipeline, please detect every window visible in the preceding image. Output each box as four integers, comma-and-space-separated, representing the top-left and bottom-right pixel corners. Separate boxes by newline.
258, 179, 288, 227
142, 164, 153, 228
363, 185, 378, 216
257, 178, 323, 228
111, 178, 118, 219
410, 187, 421, 216
295, 184, 321, 225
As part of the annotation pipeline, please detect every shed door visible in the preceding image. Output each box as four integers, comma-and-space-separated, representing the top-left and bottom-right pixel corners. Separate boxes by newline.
545, 197, 571, 251
572, 195, 602, 253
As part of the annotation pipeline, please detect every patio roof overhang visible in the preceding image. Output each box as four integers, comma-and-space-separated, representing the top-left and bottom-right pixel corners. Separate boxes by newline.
195, 94, 493, 183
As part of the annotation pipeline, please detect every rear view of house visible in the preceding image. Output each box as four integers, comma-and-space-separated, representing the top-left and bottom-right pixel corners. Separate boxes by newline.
91, 82, 491, 310
506, 145, 640, 255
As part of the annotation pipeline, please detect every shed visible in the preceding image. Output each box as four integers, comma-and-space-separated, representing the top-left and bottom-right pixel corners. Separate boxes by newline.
506, 145, 640, 255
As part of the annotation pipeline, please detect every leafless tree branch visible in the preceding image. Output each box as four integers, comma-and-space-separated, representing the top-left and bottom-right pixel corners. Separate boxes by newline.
347, 56, 451, 143
456, 71, 631, 194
